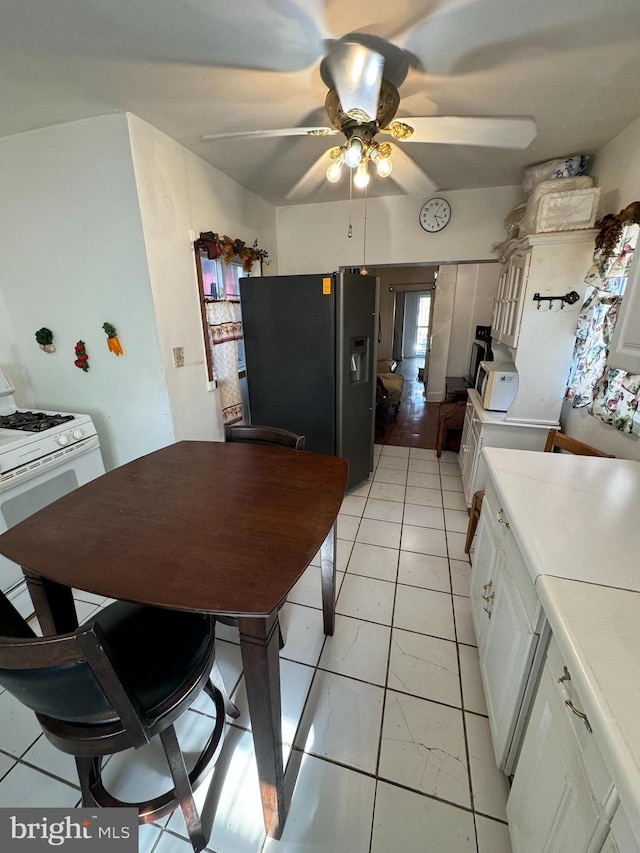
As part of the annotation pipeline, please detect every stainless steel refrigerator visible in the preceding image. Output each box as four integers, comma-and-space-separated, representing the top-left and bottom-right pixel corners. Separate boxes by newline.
239, 271, 379, 488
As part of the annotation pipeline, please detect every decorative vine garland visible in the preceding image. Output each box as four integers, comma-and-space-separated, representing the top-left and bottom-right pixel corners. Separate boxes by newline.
194, 231, 268, 274
595, 201, 640, 258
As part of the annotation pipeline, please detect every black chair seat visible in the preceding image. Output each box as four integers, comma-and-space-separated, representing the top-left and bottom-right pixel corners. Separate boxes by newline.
0, 591, 228, 853
1, 603, 214, 723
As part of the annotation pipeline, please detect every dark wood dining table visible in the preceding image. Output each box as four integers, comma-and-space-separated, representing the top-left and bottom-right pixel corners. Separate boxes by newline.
0, 440, 348, 839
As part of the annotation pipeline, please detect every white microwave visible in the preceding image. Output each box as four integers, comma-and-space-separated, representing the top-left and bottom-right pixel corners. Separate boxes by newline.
475, 361, 519, 411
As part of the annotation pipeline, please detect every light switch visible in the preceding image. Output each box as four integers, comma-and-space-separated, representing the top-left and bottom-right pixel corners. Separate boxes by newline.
173, 347, 184, 368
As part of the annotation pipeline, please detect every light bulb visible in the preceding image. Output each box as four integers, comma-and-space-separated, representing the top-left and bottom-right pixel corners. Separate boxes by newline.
344, 137, 364, 168
326, 159, 343, 183
376, 156, 393, 178
354, 160, 370, 189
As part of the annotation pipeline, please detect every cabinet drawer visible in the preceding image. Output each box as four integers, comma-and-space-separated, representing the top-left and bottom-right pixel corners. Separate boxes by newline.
546, 636, 616, 816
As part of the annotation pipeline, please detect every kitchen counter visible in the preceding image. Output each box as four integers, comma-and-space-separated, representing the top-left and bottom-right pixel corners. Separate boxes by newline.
482, 447, 640, 591
482, 447, 640, 843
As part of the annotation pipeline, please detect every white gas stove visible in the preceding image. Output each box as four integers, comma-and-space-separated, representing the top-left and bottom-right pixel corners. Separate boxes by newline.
0, 366, 105, 616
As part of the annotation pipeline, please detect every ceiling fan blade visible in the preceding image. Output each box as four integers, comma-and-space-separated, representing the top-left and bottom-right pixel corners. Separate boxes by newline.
388, 146, 438, 198
0, 0, 324, 73
285, 152, 335, 202
325, 40, 384, 122
396, 116, 537, 149
201, 127, 338, 142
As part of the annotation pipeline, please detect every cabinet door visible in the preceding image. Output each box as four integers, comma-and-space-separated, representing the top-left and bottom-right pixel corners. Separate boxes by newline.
470, 496, 500, 650
478, 544, 539, 769
507, 655, 608, 853
492, 265, 510, 342
608, 244, 640, 373
501, 253, 531, 349
459, 401, 476, 503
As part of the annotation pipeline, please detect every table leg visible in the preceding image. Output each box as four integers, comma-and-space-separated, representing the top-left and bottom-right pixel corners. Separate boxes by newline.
320, 522, 337, 636
237, 612, 286, 839
23, 570, 78, 634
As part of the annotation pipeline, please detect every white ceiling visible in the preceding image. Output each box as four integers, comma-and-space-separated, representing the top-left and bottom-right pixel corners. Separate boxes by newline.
1, 0, 640, 206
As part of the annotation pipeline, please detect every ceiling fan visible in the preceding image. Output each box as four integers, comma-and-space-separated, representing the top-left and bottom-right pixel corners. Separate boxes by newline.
201, 35, 537, 201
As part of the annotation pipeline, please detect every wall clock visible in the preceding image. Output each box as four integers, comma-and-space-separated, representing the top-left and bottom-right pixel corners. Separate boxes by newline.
419, 198, 452, 233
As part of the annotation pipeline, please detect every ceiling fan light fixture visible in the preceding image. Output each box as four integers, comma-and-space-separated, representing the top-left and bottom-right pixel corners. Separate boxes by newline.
370, 142, 393, 178
376, 157, 393, 178
344, 136, 364, 168
326, 157, 344, 183
354, 160, 370, 189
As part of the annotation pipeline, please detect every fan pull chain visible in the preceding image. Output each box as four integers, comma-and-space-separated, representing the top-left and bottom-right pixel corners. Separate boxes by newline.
348, 169, 353, 237
361, 186, 368, 275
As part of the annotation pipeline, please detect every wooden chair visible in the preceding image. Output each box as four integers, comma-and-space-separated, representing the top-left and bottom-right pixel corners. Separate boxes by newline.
225, 424, 305, 450
223, 424, 306, 647
464, 429, 614, 554
436, 393, 467, 458
0, 592, 229, 852
543, 428, 615, 457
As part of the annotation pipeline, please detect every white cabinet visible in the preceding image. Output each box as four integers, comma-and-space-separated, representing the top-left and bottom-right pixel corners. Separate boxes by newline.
609, 243, 640, 374
459, 389, 549, 508
493, 230, 597, 425
492, 251, 531, 348
470, 482, 545, 774
507, 636, 610, 853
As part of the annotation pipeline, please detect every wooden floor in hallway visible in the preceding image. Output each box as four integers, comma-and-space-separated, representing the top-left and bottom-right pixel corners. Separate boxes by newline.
377, 357, 440, 449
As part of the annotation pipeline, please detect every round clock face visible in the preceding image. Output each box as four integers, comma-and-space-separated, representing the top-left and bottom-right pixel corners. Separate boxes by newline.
419, 198, 452, 232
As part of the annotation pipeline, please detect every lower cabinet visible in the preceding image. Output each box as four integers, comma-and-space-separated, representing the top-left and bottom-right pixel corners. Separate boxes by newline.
507, 636, 611, 853
459, 390, 549, 508
470, 483, 544, 775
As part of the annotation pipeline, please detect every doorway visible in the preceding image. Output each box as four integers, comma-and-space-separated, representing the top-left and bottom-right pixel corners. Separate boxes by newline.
392, 289, 434, 382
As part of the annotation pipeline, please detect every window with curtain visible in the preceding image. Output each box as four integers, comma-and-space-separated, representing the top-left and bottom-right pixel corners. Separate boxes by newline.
194, 249, 247, 425
566, 209, 640, 433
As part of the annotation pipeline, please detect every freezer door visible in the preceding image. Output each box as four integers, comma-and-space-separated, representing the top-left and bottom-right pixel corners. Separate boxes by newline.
336, 272, 378, 487
240, 274, 336, 455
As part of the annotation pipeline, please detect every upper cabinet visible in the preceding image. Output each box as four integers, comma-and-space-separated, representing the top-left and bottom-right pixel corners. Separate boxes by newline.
608, 243, 640, 374
492, 231, 597, 425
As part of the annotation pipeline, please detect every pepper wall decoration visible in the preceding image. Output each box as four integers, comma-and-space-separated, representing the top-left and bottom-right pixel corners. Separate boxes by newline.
74, 340, 89, 372
102, 322, 123, 356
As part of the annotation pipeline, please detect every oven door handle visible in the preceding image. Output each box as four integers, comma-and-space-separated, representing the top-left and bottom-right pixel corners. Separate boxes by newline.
0, 434, 100, 492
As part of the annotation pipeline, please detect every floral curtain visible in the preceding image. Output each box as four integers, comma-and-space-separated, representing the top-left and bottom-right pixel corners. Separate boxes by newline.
565, 221, 640, 432
206, 300, 244, 425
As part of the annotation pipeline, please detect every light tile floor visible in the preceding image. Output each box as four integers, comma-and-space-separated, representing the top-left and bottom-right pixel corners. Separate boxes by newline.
0, 445, 513, 853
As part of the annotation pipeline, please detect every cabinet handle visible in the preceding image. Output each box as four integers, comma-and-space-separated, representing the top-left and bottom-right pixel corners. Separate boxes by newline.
481, 582, 493, 601
565, 700, 592, 733
557, 666, 571, 684
483, 594, 494, 617
497, 508, 510, 529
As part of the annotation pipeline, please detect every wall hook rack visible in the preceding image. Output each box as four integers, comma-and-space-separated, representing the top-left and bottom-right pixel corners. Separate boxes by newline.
532, 290, 581, 310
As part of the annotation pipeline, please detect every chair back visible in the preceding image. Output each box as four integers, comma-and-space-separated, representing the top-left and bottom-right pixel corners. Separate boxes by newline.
225, 424, 305, 450
0, 591, 149, 744
543, 429, 615, 458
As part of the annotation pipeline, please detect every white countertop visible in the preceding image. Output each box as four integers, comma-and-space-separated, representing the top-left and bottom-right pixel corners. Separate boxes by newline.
537, 577, 640, 841
482, 447, 640, 591
482, 447, 640, 840
468, 389, 553, 428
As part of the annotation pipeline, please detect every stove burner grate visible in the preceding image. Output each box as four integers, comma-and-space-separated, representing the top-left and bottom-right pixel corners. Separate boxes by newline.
0, 411, 75, 432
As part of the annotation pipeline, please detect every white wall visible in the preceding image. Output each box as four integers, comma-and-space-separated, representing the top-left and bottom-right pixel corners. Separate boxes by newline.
127, 116, 277, 444
276, 186, 521, 274
561, 114, 640, 461
447, 263, 499, 377
426, 265, 458, 402
0, 112, 278, 470
0, 114, 173, 471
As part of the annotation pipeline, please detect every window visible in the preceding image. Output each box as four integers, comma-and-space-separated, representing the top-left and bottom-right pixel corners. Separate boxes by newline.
415, 294, 431, 356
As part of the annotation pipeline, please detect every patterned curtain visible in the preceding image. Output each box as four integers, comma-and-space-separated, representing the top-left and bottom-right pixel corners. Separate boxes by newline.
566, 223, 640, 432
206, 300, 243, 425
